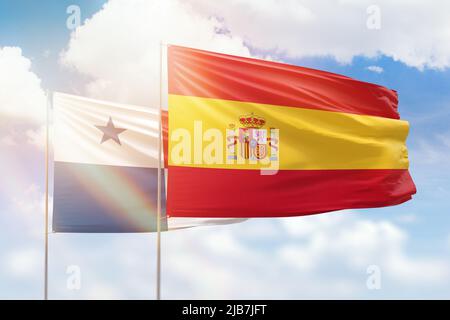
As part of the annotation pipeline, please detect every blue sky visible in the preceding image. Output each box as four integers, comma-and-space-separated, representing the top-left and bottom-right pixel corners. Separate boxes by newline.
0, 0, 105, 90
1, 0, 450, 299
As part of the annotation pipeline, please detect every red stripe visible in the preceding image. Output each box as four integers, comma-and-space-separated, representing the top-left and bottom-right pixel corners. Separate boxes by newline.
167, 167, 416, 217
168, 45, 399, 119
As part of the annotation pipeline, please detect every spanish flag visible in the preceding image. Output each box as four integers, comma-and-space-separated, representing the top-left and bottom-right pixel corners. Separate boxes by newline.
166, 45, 416, 218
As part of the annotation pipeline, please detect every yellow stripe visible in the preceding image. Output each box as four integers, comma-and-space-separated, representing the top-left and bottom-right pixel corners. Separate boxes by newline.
168, 94, 410, 170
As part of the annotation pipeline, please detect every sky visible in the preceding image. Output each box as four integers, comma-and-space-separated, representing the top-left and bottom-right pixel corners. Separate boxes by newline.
1, 0, 450, 299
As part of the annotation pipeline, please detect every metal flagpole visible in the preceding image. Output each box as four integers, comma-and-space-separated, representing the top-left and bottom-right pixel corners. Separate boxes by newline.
156, 42, 164, 300
44, 90, 51, 300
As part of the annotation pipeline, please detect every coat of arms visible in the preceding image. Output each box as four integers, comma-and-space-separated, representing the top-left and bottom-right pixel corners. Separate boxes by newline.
226, 113, 279, 163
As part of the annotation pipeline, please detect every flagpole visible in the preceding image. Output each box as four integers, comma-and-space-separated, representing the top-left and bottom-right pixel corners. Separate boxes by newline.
156, 41, 164, 300
44, 90, 51, 300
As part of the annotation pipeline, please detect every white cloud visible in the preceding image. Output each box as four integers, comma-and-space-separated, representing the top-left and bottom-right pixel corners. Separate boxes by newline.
11, 184, 44, 216
9, 184, 47, 238
1, 205, 446, 299
190, 0, 450, 70
0, 47, 46, 124
366, 65, 384, 73
0, 46, 47, 151
160, 213, 450, 299
0, 134, 16, 146
25, 126, 46, 149
59, 0, 450, 108
2, 247, 41, 279
278, 215, 449, 285
61, 0, 252, 106
385, 253, 449, 284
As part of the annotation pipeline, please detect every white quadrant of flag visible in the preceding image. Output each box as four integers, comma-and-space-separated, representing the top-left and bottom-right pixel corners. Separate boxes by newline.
53, 92, 161, 168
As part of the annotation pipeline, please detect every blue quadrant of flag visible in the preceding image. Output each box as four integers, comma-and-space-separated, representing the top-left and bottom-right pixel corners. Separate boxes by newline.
53, 161, 168, 233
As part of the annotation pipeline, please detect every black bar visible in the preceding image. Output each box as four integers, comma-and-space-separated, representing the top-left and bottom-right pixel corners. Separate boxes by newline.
0, 300, 448, 318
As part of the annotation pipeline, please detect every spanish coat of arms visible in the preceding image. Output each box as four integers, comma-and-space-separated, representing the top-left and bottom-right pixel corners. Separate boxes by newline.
226, 113, 279, 163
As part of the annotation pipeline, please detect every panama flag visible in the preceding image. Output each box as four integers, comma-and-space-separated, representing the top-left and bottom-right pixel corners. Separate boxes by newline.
52, 92, 244, 232
167, 45, 416, 217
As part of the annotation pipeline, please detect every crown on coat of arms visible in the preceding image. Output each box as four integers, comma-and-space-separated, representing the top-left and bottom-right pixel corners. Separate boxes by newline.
239, 113, 266, 129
